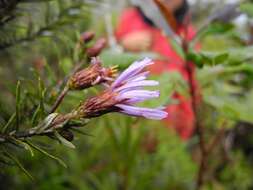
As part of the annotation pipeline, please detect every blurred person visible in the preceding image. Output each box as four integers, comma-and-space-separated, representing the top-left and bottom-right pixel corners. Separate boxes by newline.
115, 0, 200, 140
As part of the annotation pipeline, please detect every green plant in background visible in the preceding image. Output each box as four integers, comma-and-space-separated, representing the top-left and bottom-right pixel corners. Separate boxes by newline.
183, 1, 253, 189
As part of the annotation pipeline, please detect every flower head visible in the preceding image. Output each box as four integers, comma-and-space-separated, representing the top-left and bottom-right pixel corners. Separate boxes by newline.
68, 57, 117, 90
78, 58, 168, 120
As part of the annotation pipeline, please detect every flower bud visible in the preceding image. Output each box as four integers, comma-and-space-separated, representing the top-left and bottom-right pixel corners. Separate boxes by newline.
80, 31, 95, 43
86, 38, 107, 58
77, 90, 118, 118
59, 130, 74, 141
68, 57, 117, 90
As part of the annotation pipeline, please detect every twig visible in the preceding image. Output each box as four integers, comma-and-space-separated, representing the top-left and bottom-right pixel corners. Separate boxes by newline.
49, 60, 85, 113
49, 86, 69, 113
183, 19, 227, 189
181, 17, 207, 189
206, 125, 226, 154
185, 53, 207, 189
0, 112, 77, 143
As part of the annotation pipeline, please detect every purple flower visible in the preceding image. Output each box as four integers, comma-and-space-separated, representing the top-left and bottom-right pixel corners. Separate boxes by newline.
78, 58, 168, 120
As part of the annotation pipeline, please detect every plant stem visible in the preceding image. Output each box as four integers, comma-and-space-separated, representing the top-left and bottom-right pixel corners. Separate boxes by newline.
0, 112, 77, 143
49, 60, 85, 114
207, 126, 226, 154
181, 23, 207, 189
50, 86, 69, 113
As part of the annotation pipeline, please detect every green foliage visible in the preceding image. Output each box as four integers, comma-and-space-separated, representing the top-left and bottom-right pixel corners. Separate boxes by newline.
0, 0, 92, 50
240, 2, 253, 17
4, 116, 197, 190
219, 152, 253, 190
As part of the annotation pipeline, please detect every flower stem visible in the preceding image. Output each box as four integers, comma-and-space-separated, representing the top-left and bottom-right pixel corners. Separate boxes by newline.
181, 20, 207, 190
0, 112, 78, 143
50, 86, 69, 114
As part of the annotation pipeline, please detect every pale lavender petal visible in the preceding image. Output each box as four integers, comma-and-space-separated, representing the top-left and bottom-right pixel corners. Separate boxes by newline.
116, 90, 159, 101
141, 109, 168, 120
124, 97, 148, 104
116, 104, 168, 120
112, 58, 153, 88
115, 80, 159, 92
130, 76, 146, 82
127, 57, 153, 70
126, 71, 150, 82
115, 86, 143, 94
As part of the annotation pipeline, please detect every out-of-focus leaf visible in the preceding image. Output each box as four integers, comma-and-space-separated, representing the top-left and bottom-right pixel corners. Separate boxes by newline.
4, 150, 34, 180
187, 50, 229, 67
1, 113, 16, 133
26, 140, 67, 168
31, 77, 46, 126
100, 50, 161, 70
54, 130, 76, 149
12, 138, 34, 157
141, 72, 188, 108
15, 81, 21, 131
214, 53, 229, 65
198, 64, 253, 87
186, 51, 204, 68
240, 3, 253, 17
59, 57, 73, 75
192, 22, 235, 46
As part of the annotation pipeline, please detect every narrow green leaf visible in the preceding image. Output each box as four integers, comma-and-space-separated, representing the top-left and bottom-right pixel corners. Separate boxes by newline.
38, 77, 45, 114
240, 3, 253, 17
54, 131, 76, 149
31, 78, 47, 126
4, 150, 34, 180
186, 51, 203, 68
31, 104, 42, 126
70, 128, 94, 137
11, 138, 34, 157
214, 53, 229, 65
15, 81, 21, 131
44, 59, 56, 84
26, 140, 67, 168
2, 113, 16, 133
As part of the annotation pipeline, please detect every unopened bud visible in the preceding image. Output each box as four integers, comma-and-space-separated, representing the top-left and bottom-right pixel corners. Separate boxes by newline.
80, 31, 95, 43
68, 57, 117, 90
59, 130, 74, 141
86, 38, 107, 57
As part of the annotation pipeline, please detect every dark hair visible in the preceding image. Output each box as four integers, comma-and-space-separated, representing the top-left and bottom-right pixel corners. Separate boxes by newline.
136, 6, 155, 27
136, 0, 189, 26
173, 0, 189, 24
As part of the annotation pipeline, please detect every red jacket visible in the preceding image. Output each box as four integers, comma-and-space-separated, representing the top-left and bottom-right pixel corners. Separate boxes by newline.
115, 8, 199, 140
